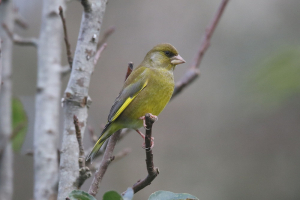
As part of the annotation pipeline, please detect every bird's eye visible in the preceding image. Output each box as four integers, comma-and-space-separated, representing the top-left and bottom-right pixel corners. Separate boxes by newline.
164, 51, 174, 57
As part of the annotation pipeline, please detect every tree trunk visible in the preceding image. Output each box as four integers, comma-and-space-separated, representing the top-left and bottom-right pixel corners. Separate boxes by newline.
58, 0, 107, 199
33, 0, 65, 199
0, 1, 14, 199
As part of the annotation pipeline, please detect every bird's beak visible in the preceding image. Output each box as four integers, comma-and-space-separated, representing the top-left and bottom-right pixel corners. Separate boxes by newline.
170, 54, 186, 65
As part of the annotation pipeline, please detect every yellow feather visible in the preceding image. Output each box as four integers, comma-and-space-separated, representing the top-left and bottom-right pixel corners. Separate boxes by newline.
111, 80, 148, 122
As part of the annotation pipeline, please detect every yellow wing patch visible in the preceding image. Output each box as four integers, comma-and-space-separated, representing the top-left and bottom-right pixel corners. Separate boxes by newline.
110, 80, 148, 122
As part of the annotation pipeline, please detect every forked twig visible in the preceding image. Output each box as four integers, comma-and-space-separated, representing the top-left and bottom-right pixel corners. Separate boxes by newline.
131, 113, 159, 193
172, 0, 229, 98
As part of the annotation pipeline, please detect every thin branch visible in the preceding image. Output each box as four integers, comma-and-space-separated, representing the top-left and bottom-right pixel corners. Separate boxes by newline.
61, 65, 71, 76
85, 127, 130, 160
0, 122, 26, 158
87, 62, 135, 196
73, 115, 91, 189
2, 23, 38, 47
88, 130, 121, 197
172, 0, 229, 99
130, 113, 159, 194
114, 147, 131, 162
10, 122, 26, 140
125, 62, 133, 81
88, 147, 131, 173
93, 43, 107, 65
59, 6, 73, 69
87, 125, 98, 143
97, 25, 115, 49
14, 11, 28, 29
81, 0, 92, 12
73, 115, 85, 168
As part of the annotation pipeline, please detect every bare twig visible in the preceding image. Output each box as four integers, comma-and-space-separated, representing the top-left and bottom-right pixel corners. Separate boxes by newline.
0, 122, 26, 158
97, 25, 115, 49
59, 6, 73, 69
88, 147, 131, 173
87, 62, 135, 196
81, 0, 91, 12
61, 65, 71, 76
73, 115, 85, 168
2, 23, 38, 47
25, 149, 61, 163
88, 130, 121, 197
14, 12, 28, 29
85, 127, 130, 160
87, 125, 98, 143
93, 43, 107, 65
125, 62, 133, 81
114, 147, 131, 161
172, 0, 229, 99
10, 122, 26, 140
130, 113, 159, 194
73, 115, 91, 189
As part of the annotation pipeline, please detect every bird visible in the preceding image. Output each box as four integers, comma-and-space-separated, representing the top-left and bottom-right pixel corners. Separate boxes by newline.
86, 43, 185, 161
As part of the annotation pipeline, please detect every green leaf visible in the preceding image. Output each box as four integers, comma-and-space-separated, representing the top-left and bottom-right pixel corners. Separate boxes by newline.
122, 188, 134, 200
247, 46, 300, 108
11, 98, 28, 152
148, 190, 199, 200
103, 191, 123, 200
69, 190, 97, 200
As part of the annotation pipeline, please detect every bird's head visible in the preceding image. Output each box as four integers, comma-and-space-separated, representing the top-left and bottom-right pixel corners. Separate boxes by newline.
142, 43, 186, 70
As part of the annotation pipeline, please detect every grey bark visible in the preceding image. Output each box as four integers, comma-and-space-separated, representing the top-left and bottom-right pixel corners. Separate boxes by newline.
58, 0, 107, 199
33, 0, 65, 199
0, 1, 14, 200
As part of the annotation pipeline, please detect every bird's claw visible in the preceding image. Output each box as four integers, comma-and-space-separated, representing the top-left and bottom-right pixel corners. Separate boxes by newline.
142, 136, 155, 150
135, 129, 155, 150
139, 114, 158, 129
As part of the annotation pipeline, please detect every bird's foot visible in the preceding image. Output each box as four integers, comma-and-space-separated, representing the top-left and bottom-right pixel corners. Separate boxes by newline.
139, 114, 158, 129
135, 129, 155, 149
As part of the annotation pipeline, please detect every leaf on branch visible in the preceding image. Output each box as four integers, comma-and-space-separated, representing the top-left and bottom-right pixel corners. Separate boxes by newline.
148, 190, 199, 200
69, 190, 96, 200
12, 97, 28, 152
122, 188, 134, 200
103, 190, 123, 200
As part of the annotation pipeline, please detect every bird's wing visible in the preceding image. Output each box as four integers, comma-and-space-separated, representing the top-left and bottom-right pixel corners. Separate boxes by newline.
107, 67, 148, 123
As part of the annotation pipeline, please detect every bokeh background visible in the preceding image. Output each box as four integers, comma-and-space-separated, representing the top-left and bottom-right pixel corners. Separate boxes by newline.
8, 0, 300, 199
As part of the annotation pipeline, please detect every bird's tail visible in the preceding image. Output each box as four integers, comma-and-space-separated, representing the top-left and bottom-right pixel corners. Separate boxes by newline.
86, 123, 119, 162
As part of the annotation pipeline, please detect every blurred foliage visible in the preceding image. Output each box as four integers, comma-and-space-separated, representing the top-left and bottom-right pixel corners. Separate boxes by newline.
148, 190, 199, 200
122, 188, 134, 200
248, 47, 300, 108
103, 191, 123, 200
12, 98, 28, 152
69, 190, 96, 200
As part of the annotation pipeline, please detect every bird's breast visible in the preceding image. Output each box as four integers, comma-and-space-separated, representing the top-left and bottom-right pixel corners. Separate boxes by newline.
118, 68, 174, 129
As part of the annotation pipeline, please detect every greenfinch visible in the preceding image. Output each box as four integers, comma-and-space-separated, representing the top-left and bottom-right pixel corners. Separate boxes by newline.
86, 43, 185, 161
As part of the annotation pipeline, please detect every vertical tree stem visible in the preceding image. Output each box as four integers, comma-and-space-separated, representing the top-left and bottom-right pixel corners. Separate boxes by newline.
0, 1, 14, 199
58, 0, 108, 199
33, 0, 65, 199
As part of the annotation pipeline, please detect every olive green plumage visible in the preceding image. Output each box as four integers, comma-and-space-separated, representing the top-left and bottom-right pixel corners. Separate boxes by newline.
86, 43, 185, 161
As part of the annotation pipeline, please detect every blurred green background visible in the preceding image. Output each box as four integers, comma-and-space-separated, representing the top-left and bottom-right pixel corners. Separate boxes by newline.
8, 0, 300, 199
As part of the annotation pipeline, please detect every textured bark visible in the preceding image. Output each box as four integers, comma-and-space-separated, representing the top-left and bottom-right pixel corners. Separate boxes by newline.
33, 0, 65, 199
0, 1, 14, 200
58, 0, 107, 199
